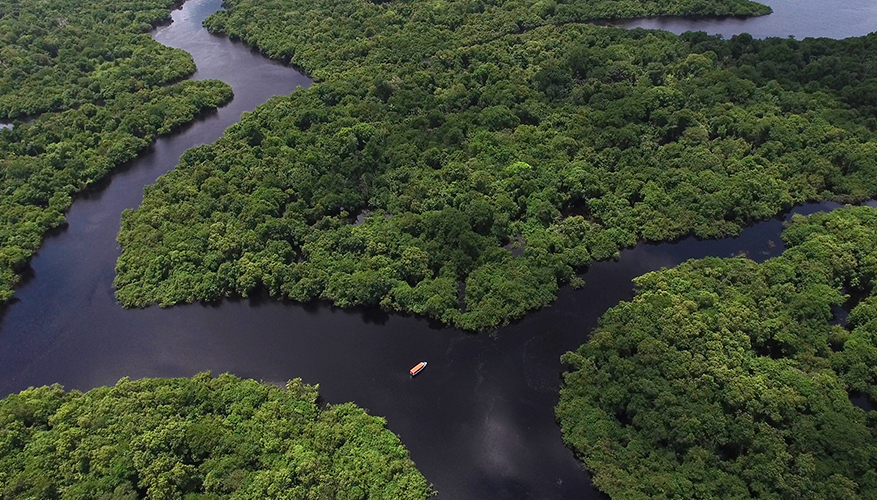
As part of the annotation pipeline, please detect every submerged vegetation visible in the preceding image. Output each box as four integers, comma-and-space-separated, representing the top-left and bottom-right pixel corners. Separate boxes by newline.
557, 206, 877, 499
114, 0, 877, 330
0, 0, 232, 302
0, 373, 431, 499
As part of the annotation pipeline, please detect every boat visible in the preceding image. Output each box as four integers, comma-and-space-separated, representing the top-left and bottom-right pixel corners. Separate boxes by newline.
409, 361, 427, 376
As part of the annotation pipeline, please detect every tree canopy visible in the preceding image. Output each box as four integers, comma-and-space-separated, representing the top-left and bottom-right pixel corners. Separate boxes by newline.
0, 0, 232, 302
115, 0, 877, 330
0, 373, 432, 499
557, 206, 877, 499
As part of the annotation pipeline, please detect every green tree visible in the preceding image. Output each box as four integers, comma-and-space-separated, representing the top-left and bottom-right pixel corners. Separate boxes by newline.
558, 206, 877, 500
0, 373, 433, 499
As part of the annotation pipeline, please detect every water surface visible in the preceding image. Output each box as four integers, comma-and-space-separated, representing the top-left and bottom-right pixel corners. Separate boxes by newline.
616, 0, 877, 39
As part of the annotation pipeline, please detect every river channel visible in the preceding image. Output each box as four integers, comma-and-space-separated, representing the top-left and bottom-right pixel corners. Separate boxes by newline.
1, 0, 876, 498
616, 0, 877, 39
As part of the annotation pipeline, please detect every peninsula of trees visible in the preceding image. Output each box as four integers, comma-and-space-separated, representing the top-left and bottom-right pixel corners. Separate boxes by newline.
0, 0, 232, 302
0, 373, 432, 499
557, 206, 877, 499
114, 0, 877, 330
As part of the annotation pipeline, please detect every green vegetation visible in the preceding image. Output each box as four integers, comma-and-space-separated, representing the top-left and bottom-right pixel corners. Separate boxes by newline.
0, 373, 432, 499
0, 0, 233, 302
557, 206, 877, 499
0, 0, 198, 119
115, 0, 877, 330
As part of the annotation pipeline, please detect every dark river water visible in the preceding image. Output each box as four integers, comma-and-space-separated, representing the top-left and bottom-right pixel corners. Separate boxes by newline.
1, 0, 876, 498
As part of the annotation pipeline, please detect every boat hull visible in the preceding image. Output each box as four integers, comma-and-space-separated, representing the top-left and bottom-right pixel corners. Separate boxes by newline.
410, 361, 427, 376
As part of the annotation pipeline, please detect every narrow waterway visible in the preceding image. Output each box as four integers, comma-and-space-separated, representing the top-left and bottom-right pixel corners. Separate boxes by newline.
1, 0, 876, 499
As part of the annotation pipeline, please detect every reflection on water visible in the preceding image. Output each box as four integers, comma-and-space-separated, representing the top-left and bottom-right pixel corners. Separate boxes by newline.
616, 0, 877, 39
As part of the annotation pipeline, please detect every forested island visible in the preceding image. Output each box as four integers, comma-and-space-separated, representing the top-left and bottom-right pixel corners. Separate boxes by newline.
0, 373, 431, 499
0, 0, 232, 302
557, 206, 877, 499
114, 0, 877, 330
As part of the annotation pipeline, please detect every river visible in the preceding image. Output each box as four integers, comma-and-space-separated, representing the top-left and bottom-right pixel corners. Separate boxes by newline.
615, 0, 877, 39
0, 0, 875, 498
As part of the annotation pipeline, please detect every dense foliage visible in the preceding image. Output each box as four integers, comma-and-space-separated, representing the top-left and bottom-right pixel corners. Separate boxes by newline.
0, 0, 233, 302
0, 373, 432, 499
115, 0, 877, 330
557, 206, 877, 499
0, 0, 198, 119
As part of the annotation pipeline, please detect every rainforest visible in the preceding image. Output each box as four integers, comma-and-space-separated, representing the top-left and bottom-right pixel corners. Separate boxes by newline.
0, 0, 232, 302
557, 206, 877, 499
113, 0, 877, 330
1, 0, 877, 498
0, 373, 431, 499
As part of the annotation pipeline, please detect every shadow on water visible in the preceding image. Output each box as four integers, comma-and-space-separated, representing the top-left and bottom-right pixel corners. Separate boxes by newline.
851, 392, 876, 412
0, 0, 876, 498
